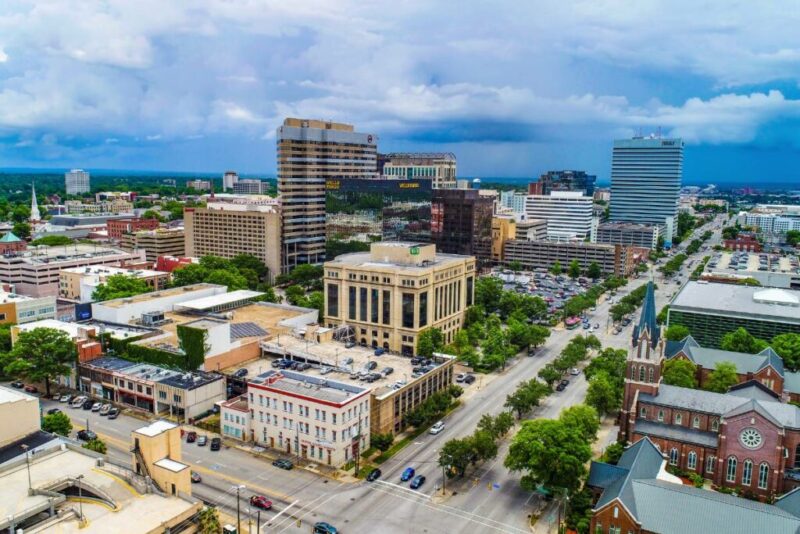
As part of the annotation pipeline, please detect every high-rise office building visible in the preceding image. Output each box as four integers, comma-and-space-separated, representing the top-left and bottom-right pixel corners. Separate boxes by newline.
610, 136, 683, 242
232, 179, 269, 195
380, 153, 457, 189
529, 170, 596, 196
65, 169, 90, 195
277, 118, 377, 271
525, 192, 593, 241
431, 189, 494, 262
222, 171, 239, 191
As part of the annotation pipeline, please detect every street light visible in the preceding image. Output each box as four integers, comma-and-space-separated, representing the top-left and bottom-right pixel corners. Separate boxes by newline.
76, 474, 85, 524
232, 484, 245, 532
20, 444, 32, 493
441, 454, 450, 496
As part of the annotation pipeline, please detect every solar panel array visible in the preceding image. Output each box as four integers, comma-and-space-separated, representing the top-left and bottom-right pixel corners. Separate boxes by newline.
230, 322, 268, 339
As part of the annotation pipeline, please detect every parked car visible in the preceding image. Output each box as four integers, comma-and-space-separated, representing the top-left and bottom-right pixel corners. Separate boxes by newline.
319, 367, 333, 375
210, 437, 222, 451
99, 404, 112, 416
191, 471, 202, 483
272, 459, 294, 470
108, 408, 120, 419
249, 495, 273, 510
82, 399, 94, 410
455, 373, 466, 383
10, 381, 23, 389
463, 375, 476, 385
77, 429, 97, 441
186, 431, 198, 443
47, 407, 61, 415
313, 522, 338, 534
345, 341, 356, 349
429, 421, 445, 435
197, 436, 208, 446
381, 367, 394, 376
24, 385, 38, 393
400, 467, 415, 482
570, 368, 580, 376
342, 357, 353, 366
366, 468, 382, 482
71, 396, 87, 408
233, 368, 248, 378
365, 361, 377, 371
410, 475, 426, 489
527, 348, 538, 357
374, 348, 385, 356
91, 402, 102, 412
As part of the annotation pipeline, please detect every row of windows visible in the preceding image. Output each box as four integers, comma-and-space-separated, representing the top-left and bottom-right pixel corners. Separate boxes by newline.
640, 406, 719, 431
726, 457, 769, 489
248, 392, 367, 423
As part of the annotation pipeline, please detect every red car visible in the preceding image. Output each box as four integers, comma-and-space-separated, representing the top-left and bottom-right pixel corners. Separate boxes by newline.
186, 431, 197, 443
249, 495, 272, 510
24, 385, 38, 393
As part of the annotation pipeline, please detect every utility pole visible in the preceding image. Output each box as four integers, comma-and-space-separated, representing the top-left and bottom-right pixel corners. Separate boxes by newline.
256, 510, 261, 534
21, 444, 32, 493
232, 484, 245, 533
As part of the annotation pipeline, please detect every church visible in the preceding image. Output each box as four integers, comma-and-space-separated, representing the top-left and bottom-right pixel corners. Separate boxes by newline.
617, 282, 800, 499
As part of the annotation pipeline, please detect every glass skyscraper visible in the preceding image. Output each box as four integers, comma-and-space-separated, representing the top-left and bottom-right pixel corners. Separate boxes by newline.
609, 137, 683, 244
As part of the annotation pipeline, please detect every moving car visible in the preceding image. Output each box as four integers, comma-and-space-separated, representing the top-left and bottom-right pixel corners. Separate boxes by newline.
99, 404, 112, 416
313, 522, 338, 534
77, 429, 97, 441
272, 459, 294, 470
197, 436, 208, 446
400, 467, 415, 482
410, 475, 426, 489
47, 407, 61, 415
249, 495, 273, 510
366, 468, 382, 482
186, 431, 197, 443
429, 421, 445, 435
191, 471, 202, 483
210, 437, 222, 451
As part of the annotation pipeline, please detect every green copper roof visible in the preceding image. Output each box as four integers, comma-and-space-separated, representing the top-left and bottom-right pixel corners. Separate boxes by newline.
0, 232, 21, 243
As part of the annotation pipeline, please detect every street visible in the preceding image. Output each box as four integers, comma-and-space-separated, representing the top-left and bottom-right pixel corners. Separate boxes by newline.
39, 214, 724, 533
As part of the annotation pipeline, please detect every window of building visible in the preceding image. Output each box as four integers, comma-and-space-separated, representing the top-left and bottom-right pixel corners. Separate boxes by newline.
687, 451, 697, 470
758, 463, 769, 490
419, 291, 428, 328
639, 407, 647, 419
359, 287, 368, 322
639, 367, 645, 382
382, 290, 391, 325
674, 413, 682, 425
402, 293, 414, 328
158, 391, 167, 400
726, 456, 737, 482
742, 460, 753, 486
327, 283, 339, 318
648, 367, 654, 383
657, 410, 664, 422
348, 287, 357, 321
692, 416, 700, 429
711, 419, 719, 431
706, 455, 715, 474
630, 365, 636, 380
669, 448, 678, 465
371, 289, 379, 323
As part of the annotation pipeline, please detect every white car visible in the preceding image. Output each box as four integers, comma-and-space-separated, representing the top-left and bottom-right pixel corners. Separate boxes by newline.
429, 421, 445, 435
91, 402, 102, 412
71, 396, 87, 408
455, 373, 467, 383
99, 404, 112, 416
570, 368, 580, 376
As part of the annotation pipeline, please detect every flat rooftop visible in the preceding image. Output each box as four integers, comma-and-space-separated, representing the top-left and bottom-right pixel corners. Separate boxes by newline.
0, 244, 131, 265
61, 265, 165, 278
175, 289, 264, 311
708, 251, 798, 275
0, 385, 36, 405
671, 281, 800, 324
328, 250, 471, 271
0, 291, 37, 303
98, 283, 223, 308
251, 369, 368, 404
134, 420, 179, 437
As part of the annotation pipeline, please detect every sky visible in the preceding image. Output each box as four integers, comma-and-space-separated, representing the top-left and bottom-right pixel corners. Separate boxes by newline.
1, 1, 800, 184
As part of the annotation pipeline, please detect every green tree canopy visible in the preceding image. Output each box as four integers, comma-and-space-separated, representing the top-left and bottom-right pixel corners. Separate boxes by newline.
12, 222, 30, 240
550, 261, 563, 275
662, 359, 698, 389
787, 230, 800, 247
558, 404, 599, 443
439, 437, 475, 477
504, 379, 550, 419
1, 327, 77, 396
83, 438, 107, 454
586, 262, 602, 280
568, 260, 581, 279
474, 276, 504, 312
705, 361, 740, 393
141, 209, 165, 222
30, 235, 74, 247
417, 328, 444, 358
720, 327, 769, 354
205, 269, 248, 290
508, 260, 522, 272
586, 373, 620, 417
665, 324, 691, 342
198, 506, 222, 534
92, 274, 151, 302
772, 333, 800, 372
42, 411, 73, 436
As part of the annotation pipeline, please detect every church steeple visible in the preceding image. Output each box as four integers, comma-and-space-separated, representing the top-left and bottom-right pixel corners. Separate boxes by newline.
632, 280, 659, 350
30, 181, 41, 223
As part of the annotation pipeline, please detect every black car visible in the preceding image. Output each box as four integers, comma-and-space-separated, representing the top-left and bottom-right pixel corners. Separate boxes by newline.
463, 374, 476, 385
233, 368, 248, 378
10, 381, 23, 389
77, 429, 97, 441
410, 357, 423, 365
366, 468, 382, 482
365, 361, 377, 371
272, 459, 294, 470
108, 408, 120, 419
82, 399, 94, 410
556, 379, 570, 392
47, 407, 61, 415
210, 437, 222, 451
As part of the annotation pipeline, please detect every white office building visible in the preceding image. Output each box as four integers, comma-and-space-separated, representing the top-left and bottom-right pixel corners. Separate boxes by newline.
65, 169, 90, 195
525, 192, 593, 241
500, 191, 527, 215
222, 171, 239, 191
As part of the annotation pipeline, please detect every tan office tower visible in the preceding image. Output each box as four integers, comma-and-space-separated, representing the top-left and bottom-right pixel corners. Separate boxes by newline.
277, 118, 377, 272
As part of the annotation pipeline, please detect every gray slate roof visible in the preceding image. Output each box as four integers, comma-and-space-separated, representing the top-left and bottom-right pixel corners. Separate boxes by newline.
776, 487, 800, 518
594, 438, 665, 514
666, 336, 787, 378
634, 420, 718, 448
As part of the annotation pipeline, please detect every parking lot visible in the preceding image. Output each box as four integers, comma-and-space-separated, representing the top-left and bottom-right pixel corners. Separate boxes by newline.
492, 269, 592, 316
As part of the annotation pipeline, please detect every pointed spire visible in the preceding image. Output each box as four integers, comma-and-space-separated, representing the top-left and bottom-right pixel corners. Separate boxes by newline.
30, 181, 41, 223
632, 281, 659, 349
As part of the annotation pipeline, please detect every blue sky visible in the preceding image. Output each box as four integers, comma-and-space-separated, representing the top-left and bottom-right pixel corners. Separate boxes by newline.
1, 1, 800, 183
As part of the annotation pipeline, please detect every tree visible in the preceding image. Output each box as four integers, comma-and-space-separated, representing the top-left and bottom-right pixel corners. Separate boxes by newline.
284, 285, 306, 306
720, 327, 768, 354
471, 429, 499, 462
537, 364, 561, 386
1, 328, 77, 396
705, 361, 739, 393
92, 274, 151, 302
30, 235, 74, 247
568, 260, 581, 280
198, 506, 222, 534
665, 324, 691, 342
231, 254, 270, 283
601, 442, 625, 465
504, 379, 550, 419
508, 260, 522, 272
550, 261, 563, 276
83, 438, 107, 454
505, 419, 591, 493
474, 277, 504, 312
586, 373, 620, 417
11, 205, 30, 223
772, 333, 800, 372
662, 359, 698, 389
787, 230, 800, 247
12, 222, 30, 240
171, 264, 209, 286
42, 411, 73, 436
477, 412, 514, 440
448, 384, 464, 399
417, 328, 444, 358
205, 269, 248, 290
370, 433, 394, 452
559, 404, 599, 443
440, 438, 474, 477
141, 209, 165, 222
586, 262, 602, 280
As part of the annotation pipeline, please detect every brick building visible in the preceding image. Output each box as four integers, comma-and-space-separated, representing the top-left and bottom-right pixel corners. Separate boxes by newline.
107, 217, 160, 240
724, 233, 763, 252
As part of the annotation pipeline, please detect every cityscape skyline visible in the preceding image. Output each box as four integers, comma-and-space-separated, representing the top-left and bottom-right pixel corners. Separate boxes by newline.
1, 3, 800, 183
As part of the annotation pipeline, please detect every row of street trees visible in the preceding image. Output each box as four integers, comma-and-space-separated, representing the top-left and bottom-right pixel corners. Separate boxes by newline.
609, 283, 653, 322
548, 260, 603, 281
537, 335, 601, 387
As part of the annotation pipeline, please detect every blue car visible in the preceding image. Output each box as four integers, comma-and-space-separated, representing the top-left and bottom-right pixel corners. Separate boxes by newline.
400, 467, 415, 481
410, 475, 426, 489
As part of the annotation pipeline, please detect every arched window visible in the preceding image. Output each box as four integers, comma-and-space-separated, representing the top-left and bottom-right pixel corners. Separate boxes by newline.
630, 365, 636, 380
649, 367, 654, 383
687, 451, 697, 470
657, 410, 664, 422
640, 407, 647, 419
758, 463, 769, 490
711, 419, 719, 432
692, 416, 700, 429
674, 413, 682, 425
706, 455, 715, 474
742, 460, 753, 486
639, 367, 645, 382
726, 456, 737, 483
669, 448, 679, 465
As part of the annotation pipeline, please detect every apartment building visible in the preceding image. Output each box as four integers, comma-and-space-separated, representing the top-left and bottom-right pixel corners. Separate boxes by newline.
65, 169, 90, 195
120, 227, 186, 262
184, 200, 281, 282
324, 242, 476, 354
0, 291, 56, 325
107, 217, 160, 240
0, 244, 145, 297
95, 191, 136, 203
380, 152, 457, 189
503, 240, 633, 276
232, 179, 269, 195
222, 171, 239, 191
59, 265, 169, 303
596, 222, 660, 250
525, 191, 593, 240
499, 190, 527, 214
65, 199, 133, 214
277, 118, 378, 270
186, 179, 213, 191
